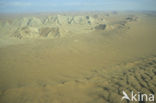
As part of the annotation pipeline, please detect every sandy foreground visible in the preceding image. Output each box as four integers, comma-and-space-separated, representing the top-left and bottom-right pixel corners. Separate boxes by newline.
0, 12, 156, 103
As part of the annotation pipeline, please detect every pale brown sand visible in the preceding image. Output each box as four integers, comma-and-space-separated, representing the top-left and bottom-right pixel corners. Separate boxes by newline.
0, 12, 156, 103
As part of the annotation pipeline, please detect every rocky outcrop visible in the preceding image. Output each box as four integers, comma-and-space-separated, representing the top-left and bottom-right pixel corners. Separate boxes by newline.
0, 14, 138, 39
12, 26, 61, 39
39, 27, 60, 38
10, 15, 102, 39
43, 15, 95, 25
12, 17, 42, 27
12, 26, 39, 39
95, 24, 107, 30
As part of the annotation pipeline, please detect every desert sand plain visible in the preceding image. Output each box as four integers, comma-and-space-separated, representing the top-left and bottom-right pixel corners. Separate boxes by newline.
0, 11, 156, 103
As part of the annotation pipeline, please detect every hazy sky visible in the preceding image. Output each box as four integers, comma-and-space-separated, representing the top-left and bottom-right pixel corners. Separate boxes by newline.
0, 0, 156, 13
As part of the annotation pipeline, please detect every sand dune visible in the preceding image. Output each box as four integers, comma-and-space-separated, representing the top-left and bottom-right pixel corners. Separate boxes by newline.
0, 12, 156, 103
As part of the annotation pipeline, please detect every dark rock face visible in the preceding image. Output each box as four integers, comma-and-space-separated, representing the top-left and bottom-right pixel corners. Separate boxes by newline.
88, 21, 91, 25
95, 24, 107, 30
86, 16, 90, 19
125, 16, 138, 22
12, 31, 23, 39
39, 27, 52, 37
39, 27, 60, 37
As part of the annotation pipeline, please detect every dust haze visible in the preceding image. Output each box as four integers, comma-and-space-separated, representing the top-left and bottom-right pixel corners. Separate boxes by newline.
0, 11, 156, 103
